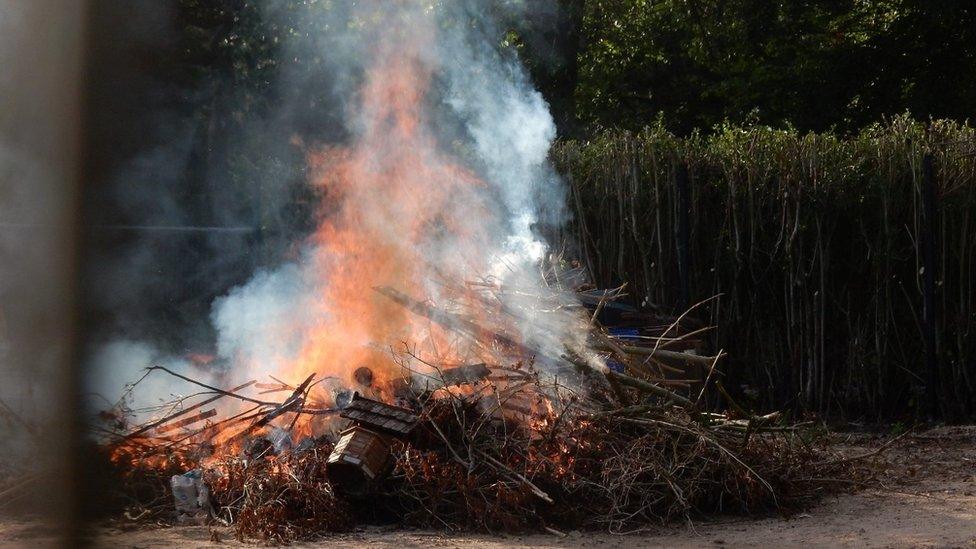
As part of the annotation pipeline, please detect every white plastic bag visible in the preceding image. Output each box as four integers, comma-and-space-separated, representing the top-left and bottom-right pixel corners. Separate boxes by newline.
170, 470, 210, 523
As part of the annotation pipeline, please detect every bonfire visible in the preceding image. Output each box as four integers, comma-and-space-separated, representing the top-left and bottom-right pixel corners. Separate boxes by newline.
91, 4, 854, 542
98, 259, 851, 542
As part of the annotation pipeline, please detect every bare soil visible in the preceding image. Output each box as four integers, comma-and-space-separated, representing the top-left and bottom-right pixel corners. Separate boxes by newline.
3, 426, 974, 548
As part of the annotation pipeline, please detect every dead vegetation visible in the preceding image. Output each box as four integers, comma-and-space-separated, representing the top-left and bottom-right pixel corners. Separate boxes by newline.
98, 262, 864, 542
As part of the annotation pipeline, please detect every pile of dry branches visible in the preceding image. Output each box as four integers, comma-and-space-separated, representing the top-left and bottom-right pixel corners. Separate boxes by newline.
382, 378, 851, 535
100, 261, 860, 541
205, 442, 352, 542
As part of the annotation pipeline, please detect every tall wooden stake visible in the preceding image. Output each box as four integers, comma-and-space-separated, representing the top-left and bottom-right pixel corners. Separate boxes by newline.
921, 153, 941, 418
676, 161, 691, 312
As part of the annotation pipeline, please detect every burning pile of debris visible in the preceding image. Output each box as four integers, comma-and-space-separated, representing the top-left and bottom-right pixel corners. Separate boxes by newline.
98, 263, 851, 541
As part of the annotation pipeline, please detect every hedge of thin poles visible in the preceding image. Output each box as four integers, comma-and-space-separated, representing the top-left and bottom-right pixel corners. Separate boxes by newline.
553, 115, 976, 419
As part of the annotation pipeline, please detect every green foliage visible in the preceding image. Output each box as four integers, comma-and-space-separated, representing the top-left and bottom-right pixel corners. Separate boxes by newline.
553, 116, 976, 419
570, 1, 976, 134
169, 1, 976, 136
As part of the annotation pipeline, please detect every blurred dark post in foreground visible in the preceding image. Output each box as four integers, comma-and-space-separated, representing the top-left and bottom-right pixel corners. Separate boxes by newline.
0, 0, 87, 543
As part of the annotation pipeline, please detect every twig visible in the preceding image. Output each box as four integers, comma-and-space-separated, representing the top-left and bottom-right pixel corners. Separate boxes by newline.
476, 450, 553, 504
813, 430, 911, 467
124, 379, 257, 440
147, 366, 275, 406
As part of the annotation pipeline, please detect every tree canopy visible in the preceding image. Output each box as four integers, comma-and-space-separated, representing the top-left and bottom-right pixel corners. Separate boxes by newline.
567, 0, 976, 135
160, 0, 975, 137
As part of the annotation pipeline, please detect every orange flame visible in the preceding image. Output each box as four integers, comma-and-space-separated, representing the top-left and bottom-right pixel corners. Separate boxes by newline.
287, 24, 496, 398
110, 8, 548, 465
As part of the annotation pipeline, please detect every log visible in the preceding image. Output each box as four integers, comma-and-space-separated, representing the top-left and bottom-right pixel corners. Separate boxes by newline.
155, 408, 217, 434
592, 342, 724, 367
374, 286, 534, 355
560, 351, 695, 409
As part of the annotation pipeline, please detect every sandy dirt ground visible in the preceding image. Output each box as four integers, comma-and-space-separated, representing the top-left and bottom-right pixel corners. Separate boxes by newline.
2, 426, 973, 548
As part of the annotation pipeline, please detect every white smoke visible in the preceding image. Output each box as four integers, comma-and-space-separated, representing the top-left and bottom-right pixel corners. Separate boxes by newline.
210, 261, 323, 380
86, 340, 215, 420
87, 0, 581, 413
442, 37, 565, 263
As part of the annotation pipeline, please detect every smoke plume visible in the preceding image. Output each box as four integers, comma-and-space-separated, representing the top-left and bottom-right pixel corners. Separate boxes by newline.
88, 0, 578, 415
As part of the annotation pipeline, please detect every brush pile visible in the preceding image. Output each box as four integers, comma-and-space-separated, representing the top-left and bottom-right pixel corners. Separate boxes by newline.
99, 262, 855, 541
